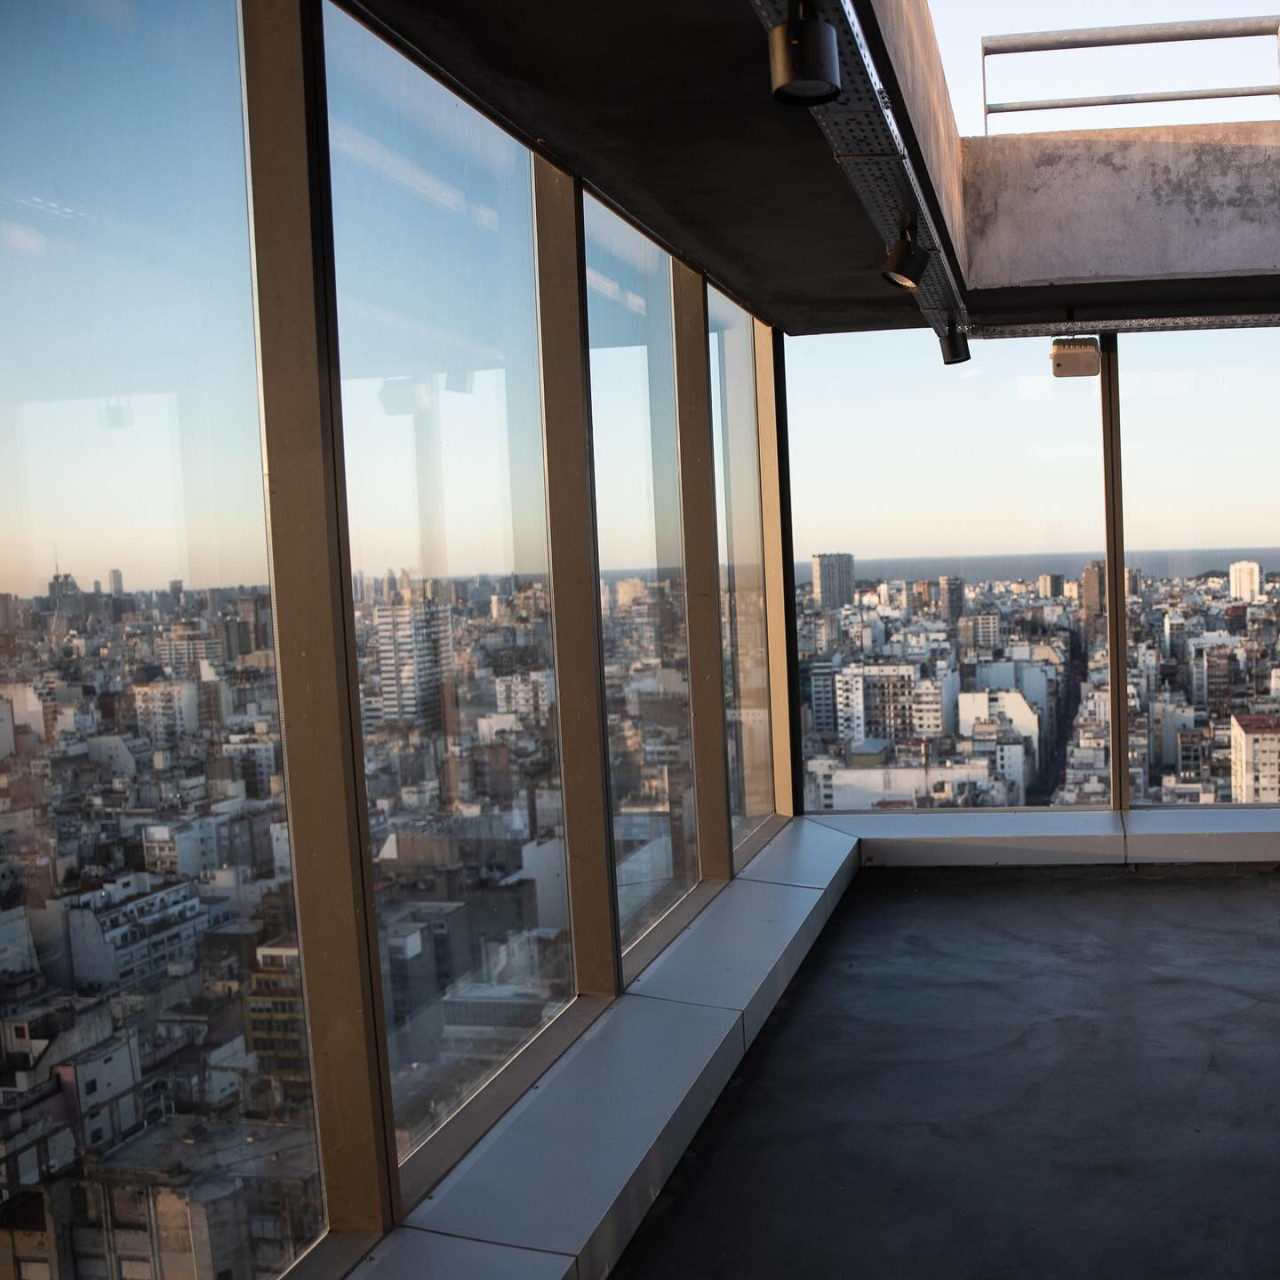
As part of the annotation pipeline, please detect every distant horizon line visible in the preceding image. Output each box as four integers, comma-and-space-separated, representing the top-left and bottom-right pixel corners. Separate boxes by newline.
7, 546, 1277, 600
801, 546, 1280, 563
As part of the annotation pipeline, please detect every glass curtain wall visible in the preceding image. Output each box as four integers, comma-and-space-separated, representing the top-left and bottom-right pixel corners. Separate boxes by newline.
786, 331, 1109, 810
583, 197, 699, 948
0, 2, 322, 1274
707, 288, 774, 857
1118, 329, 1280, 805
323, 6, 573, 1163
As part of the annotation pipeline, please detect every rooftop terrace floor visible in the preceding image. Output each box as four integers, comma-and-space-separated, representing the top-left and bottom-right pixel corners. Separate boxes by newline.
614, 865, 1280, 1279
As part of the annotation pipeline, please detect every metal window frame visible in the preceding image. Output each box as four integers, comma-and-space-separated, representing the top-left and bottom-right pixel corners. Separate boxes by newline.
244, 0, 809, 1249
672, 261, 734, 883
239, 0, 398, 1245
754, 321, 802, 818
1100, 333, 1131, 813
242, 0, 622, 1242
611, 245, 729, 987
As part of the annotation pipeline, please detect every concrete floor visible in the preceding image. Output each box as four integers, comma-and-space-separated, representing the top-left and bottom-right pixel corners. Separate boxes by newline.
613, 867, 1280, 1280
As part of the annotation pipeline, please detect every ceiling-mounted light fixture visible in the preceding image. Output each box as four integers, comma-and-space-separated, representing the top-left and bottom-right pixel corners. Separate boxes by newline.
769, 0, 841, 106
1050, 336, 1100, 378
882, 228, 930, 290
939, 319, 971, 366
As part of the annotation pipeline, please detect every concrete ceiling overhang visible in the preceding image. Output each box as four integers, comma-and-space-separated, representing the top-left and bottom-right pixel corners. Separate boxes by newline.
339, 0, 942, 335
337, 0, 1280, 338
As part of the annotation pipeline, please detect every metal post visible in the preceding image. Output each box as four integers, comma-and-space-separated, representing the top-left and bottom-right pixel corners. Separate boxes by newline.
981, 48, 989, 135
239, 0, 398, 1240
754, 320, 798, 817
1099, 333, 1131, 813
672, 262, 733, 881
530, 156, 623, 997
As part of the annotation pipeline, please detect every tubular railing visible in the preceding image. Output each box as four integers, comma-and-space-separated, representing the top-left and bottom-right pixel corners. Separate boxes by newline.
981, 16, 1280, 133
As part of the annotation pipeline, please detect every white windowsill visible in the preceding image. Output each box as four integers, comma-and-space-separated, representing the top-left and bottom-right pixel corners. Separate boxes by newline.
342, 807, 1279, 1280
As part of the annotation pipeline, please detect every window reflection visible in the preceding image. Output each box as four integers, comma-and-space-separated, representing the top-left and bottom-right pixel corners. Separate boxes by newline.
0, 2, 321, 1273
324, 4, 573, 1163
583, 197, 699, 947
708, 288, 775, 857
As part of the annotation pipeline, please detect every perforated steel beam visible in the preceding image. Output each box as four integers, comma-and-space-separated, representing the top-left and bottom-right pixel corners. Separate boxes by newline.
749, 0, 967, 337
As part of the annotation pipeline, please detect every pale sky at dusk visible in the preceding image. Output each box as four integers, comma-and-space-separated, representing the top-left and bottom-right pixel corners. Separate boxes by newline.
1, 0, 1277, 596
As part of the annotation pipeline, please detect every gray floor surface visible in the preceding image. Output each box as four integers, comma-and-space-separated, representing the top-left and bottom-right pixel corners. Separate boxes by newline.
612, 867, 1280, 1280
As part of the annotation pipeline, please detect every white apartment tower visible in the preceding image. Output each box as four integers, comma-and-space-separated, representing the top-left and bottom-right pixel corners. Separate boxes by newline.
1229, 560, 1262, 602
1231, 713, 1280, 803
374, 600, 454, 727
812, 553, 855, 611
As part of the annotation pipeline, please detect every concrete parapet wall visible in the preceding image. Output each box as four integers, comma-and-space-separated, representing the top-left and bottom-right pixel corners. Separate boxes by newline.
963, 123, 1280, 290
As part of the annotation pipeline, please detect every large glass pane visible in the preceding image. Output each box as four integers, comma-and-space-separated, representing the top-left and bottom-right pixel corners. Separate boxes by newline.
583, 198, 698, 948
708, 289, 774, 859
787, 332, 1109, 810
0, 2, 321, 1272
1119, 329, 1280, 805
324, 6, 572, 1163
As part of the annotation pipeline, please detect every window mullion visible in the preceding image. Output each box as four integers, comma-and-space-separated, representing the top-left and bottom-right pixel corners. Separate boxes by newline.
531, 158, 623, 996
672, 263, 733, 880
239, 0, 399, 1236
754, 321, 801, 816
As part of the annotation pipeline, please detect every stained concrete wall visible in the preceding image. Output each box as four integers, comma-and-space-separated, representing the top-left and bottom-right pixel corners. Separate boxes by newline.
862, 0, 967, 277
963, 124, 1280, 290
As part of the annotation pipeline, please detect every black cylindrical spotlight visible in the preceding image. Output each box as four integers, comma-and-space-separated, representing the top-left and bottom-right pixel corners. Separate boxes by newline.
769, 8, 841, 106
882, 231, 930, 290
939, 321, 971, 366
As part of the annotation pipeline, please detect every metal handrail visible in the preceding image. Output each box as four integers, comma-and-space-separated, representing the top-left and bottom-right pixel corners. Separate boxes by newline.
981, 15, 1280, 133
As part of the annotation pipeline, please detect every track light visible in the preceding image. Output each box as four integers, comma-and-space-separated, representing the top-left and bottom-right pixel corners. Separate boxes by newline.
768, 1, 841, 106
939, 320, 970, 366
882, 230, 930, 290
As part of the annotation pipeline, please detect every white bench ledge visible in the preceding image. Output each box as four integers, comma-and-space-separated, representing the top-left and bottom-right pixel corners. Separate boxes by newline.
737, 816, 862, 908
406, 993, 742, 1279
1125, 807, 1280, 862
347, 1228, 576, 1280
628, 877, 826, 1047
809, 810, 1125, 866
383, 818, 858, 1280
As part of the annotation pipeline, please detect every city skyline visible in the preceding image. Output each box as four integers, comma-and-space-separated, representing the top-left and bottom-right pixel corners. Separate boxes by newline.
9, 4, 1279, 598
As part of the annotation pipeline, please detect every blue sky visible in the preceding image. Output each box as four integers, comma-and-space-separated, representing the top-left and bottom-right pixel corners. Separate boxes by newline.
1, 0, 1277, 595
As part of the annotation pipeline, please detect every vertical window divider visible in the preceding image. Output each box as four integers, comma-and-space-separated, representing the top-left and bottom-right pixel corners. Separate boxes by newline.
531, 157, 623, 996
672, 263, 733, 880
754, 322, 802, 817
752, 325, 803, 814
1100, 332, 1131, 813
239, 0, 399, 1239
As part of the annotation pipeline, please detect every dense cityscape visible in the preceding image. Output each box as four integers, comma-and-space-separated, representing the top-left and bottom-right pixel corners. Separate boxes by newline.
798, 552, 1280, 809
0, 554, 702, 1278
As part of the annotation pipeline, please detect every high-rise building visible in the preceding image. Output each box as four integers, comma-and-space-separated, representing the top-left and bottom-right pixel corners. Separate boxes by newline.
939, 575, 965, 624
1081, 560, 1106, 618
245, 941, 311, 1105
1037, 573, 1064, 599
374, 600, 453, 727
109, 568, 123, 597
812, 553, 854, 611
133, 679, 199, 747
834, 663, 917, 744
1231, 712, 1280, 803
958, 613, 1001, 653
807, 658, 836, 736
1229, 559, 1262, 602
